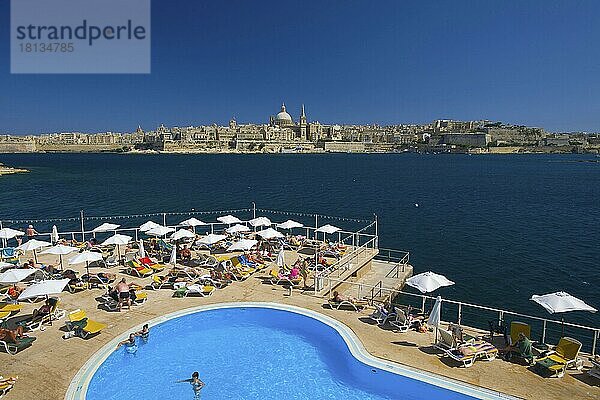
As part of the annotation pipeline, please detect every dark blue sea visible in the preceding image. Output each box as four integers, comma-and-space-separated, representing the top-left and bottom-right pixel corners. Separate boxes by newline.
1, 153, 598, 344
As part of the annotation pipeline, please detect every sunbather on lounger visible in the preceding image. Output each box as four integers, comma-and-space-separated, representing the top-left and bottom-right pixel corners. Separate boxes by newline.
332, 290, 358, 303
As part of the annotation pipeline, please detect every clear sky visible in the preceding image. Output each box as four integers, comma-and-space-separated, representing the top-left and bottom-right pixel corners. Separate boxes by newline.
1, 0, 599, 134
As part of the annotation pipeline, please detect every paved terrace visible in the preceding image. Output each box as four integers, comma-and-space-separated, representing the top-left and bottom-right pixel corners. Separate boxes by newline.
1, 259, 598, 400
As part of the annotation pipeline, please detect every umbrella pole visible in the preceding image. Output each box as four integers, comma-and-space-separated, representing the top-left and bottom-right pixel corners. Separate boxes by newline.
59, 254, 63, 271
85, 261, 91, 289
422, 297, 426, 314
561, 317, 564, 338
33, 249, 38, 264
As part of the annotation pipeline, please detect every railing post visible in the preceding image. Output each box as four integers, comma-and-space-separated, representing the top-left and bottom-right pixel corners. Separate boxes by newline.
593, 330, 598, 356
421, 296, 426, 313
163, 212, 167, 227
457, 303, 462, 325
80, 210, 85, 242
499, 311, 504, 329
542, 320, 547, 344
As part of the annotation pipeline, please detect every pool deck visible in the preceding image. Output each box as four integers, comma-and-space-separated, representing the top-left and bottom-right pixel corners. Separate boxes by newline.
1, 265, 599, 400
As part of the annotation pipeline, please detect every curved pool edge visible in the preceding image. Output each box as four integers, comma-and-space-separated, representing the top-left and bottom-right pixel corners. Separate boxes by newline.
65, 302, 519, 400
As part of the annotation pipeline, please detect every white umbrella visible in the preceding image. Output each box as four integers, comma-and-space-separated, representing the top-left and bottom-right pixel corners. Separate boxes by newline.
140, 221, 161, 232
315, 224, 341, 234
0, 268, 37, 284
406, 271, 455, 312
227, 239, 258, 252
18, 278, 70, 301
197, 233, 227, 245
102, 234, 132, 261
257, 228, 284, 239
0, 261, 15, 271
406, 271, 455, 294
17, 239, 51, 263
92, 222, 120, 233
139, 239, 146, 258
531, 291, 596, 337
217, 215, 242, 225
171, 229, 196, 241
169, 244, 177, 266
102, 234, 132, 246
69, 251, 103, 279
277, 219, 304, 230
0, 228, 24, 246
51, 225, 59, 244
226, 224, 250, 234
530, 292, 597, 314
276, 249, 285, 267
146, 225, 176, 237
428, 296, 443, 344
179, 217, 206, 227
249, 217, 272, 227
41, 244, 78, 270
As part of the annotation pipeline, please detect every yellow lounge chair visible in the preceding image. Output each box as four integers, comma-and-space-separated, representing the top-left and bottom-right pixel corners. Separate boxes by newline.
230, 257, 256, 274
534, 337, 582, 377
126, 261, 153, 278
66, 309, 107, 339
0, 376, 18, 397
509, 321, 531, 345
0, 303, 22, 313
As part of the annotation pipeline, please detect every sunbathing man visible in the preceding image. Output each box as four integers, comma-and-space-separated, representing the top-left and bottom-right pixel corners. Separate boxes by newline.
177, 371, 205, 398
332, 290, 358, 304
180, 245, 192, 262
31, 298, 53, 319
0, 326, 27, 343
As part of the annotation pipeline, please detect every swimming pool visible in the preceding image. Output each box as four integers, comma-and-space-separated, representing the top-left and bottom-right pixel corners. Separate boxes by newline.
70, 303, 513, 400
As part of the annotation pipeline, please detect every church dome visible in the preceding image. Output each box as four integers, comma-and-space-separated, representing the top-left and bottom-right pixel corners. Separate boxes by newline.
275, 103, 293, 126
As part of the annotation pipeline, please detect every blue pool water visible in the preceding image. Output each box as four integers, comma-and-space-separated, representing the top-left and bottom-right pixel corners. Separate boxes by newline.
86, 307, 476, 400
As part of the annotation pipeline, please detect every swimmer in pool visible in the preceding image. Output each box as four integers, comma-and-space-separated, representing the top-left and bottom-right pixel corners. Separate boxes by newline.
177, 371, 205, 397
135, 324, 150, 341
116, 333, 137, 351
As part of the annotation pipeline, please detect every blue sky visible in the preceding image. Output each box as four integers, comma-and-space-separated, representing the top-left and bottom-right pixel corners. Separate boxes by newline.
1, 0, 599, 134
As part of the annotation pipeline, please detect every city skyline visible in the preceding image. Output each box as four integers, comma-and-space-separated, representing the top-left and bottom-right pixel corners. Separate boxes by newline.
2, 1, 600, 133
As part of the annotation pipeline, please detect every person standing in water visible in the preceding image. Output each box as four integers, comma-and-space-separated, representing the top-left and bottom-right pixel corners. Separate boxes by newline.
177, 371, 205, 398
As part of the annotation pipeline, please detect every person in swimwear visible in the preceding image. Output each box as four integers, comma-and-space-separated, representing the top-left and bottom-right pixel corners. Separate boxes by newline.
177, 371, 205, 397
116, 333, 137, 349
135, 324, 150, 341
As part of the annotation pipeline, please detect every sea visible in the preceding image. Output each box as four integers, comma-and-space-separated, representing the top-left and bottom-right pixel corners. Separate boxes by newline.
1, 153, 598, 344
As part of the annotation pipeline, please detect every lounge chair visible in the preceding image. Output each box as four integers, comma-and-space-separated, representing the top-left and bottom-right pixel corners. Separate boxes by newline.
231, 258, 256, 274
0, 336, 36, 355
126, 261, 154, 278
508, 321, 531, 345
0, 376, 18, 398
0, 303, 22, 314
436, 329, 498, 367
182, 284, 215, 297
390, 307, 413, 332
328, 298, 368, 312
367, 304, 396, 326
18, 298, 65, 332
534, 337, 583, 378
151, 275, 175, 290
138, 257, 166, 272
444, 341, 498, 367
65, 309, 107, 339
268, 269, 302, 287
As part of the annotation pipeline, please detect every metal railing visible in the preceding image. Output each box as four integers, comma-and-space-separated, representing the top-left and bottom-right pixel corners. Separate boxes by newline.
319, 276, 600, 355
313, 236, 378, 292
376, 248, 410, 278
